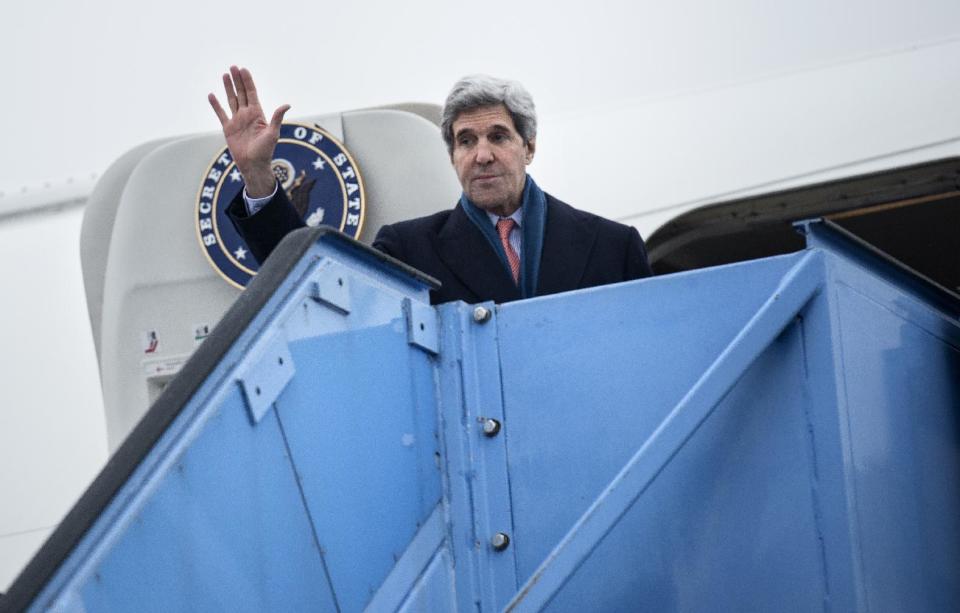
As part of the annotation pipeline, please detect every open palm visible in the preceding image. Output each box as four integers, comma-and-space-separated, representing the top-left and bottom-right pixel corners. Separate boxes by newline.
209, 66, 290, 197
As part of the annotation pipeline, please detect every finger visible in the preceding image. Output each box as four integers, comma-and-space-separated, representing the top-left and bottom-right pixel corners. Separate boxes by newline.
222, 72, 238, 114
231, 65, 247, 107
269, 104, 291, 130
208, 93, 229, 126
240, 67, 259, 106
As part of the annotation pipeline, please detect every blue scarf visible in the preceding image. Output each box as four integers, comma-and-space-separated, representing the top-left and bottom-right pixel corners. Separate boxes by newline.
459, 174, 548, 299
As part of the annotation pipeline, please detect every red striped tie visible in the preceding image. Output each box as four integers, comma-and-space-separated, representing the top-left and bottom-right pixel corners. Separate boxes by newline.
496, 218, 520, 284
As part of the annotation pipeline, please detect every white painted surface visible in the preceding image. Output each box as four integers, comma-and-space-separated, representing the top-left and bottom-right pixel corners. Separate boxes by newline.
0, 210, 107, 590
533, 38, 960, 237
3, 0, 959, 195
1, 0, 958, 593
0, 530, 53, 591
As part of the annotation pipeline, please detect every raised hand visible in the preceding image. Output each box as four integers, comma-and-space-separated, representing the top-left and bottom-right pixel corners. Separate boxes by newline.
208, 66, 290, 198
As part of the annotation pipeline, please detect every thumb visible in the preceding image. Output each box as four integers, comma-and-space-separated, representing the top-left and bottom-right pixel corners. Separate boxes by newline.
270, 104, 291, 130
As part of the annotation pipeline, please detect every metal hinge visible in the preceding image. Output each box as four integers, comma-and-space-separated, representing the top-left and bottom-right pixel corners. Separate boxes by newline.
403, 297, 439, 355
237, 333, 296, 424
310, 262, 352, 314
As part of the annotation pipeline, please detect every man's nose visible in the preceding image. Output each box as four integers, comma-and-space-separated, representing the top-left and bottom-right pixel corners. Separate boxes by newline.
475, 141, 495, 164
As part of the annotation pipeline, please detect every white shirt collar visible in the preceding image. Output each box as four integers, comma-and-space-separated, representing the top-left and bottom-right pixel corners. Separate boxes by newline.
486, 206, 523, 228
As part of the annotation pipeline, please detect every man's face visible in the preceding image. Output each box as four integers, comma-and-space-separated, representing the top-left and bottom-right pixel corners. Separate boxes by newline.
451, 104, 535, 217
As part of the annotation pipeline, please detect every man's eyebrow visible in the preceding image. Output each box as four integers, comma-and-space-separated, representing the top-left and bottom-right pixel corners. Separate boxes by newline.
455, 123, 512, 140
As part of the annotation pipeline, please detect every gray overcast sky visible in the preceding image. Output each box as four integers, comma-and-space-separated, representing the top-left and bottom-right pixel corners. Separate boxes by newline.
3, 0, 959, 194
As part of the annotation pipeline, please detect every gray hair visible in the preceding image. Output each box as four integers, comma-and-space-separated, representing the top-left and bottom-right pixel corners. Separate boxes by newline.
440, 75, 537, 154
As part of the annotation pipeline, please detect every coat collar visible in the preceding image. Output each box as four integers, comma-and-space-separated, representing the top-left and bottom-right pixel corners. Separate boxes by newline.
437, 204, 521, 304
536, 196, 599, 297
436, 195, 599, 303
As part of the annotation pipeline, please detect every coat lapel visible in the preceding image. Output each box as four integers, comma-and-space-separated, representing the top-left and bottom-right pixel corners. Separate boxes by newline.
536, 196, 599, 297
436, 204, 521, 304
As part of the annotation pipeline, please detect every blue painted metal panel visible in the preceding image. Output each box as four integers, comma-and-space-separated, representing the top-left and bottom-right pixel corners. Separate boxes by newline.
539, 323, 828, 611
831, 265, 960, 612
14, 223, 960, 613
77, 386, 338, 612
396, 549, 456, 613
278, 325, 442, 612
785, 275, 863, 613
502, 253, 829, 610
367, 505, 448, 612
18, 234, 442, 613
496, 252, 809, 584
435, 302, 519, 612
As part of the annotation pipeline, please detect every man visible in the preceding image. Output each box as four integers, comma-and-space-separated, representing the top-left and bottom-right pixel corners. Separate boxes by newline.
209, 66, 653, 305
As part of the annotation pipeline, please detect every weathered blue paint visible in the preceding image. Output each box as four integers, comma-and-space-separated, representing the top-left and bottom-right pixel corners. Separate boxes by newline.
18, 222, 960, 612
504, 251, 826, 611
367, 505, 449, 613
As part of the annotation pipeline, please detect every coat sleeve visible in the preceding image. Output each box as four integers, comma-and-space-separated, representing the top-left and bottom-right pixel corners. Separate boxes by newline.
371, 223, 403, 260
226, 184, 305, 264
624, 226, 654, 280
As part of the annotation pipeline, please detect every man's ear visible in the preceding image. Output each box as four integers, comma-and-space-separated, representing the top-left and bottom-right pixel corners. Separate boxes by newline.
525, 137, 536, 164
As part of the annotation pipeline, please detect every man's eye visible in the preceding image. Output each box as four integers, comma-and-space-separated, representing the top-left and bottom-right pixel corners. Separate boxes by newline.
458, 137, 474, 147
490, 133, 506, 142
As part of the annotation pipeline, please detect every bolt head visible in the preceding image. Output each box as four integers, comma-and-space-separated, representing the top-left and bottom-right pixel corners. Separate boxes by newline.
473, 306, 491, 323
491, 532, 511, 551
482, 418, 501, 437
